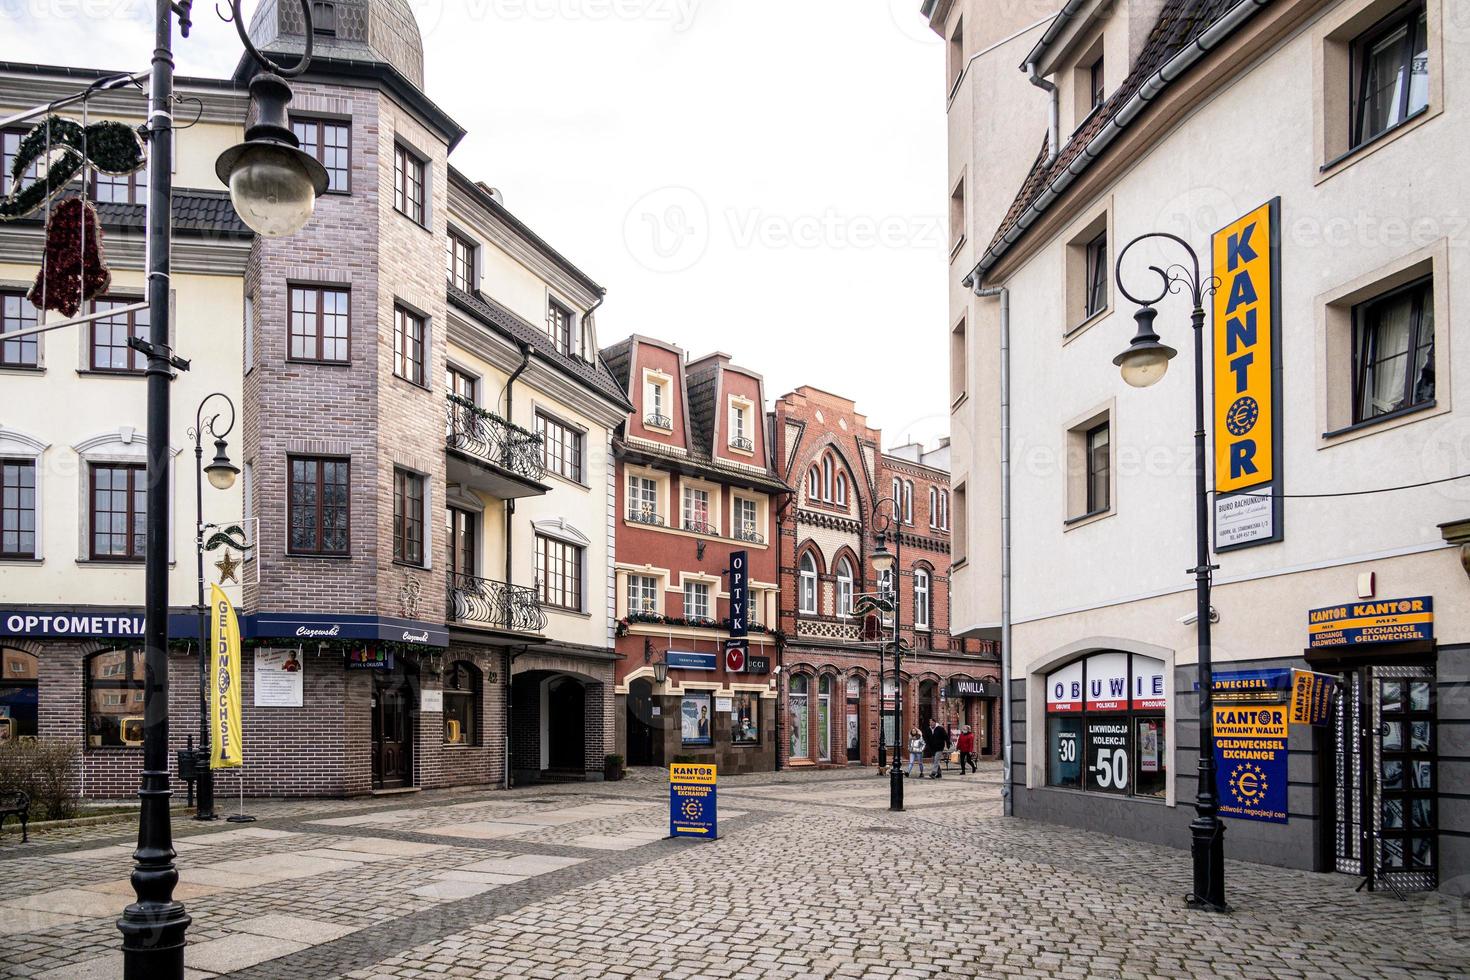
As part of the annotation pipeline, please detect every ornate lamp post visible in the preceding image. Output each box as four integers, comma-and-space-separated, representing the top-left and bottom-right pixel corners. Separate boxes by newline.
1112, 232, 1229, 913
867, 527, 903, 813
120, 3, 326, 976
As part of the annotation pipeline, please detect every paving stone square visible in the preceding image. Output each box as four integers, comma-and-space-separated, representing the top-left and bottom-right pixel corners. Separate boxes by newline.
0, 765, 1465, 979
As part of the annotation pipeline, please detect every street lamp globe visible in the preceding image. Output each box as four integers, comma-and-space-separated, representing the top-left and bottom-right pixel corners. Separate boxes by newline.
215, 73, 328, 238
870, 532, 895, 576
1113, 306, 1177, 388
204, 437, 239, 491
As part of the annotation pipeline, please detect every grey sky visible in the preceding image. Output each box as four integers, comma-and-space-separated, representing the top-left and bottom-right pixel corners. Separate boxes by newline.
6, 0, 951, 448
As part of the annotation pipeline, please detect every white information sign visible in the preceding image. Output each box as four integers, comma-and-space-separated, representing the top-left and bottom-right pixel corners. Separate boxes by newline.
253, 648, 304, 707
715, 696, 733, 713
1215, 488, 1274, 549
421, 689, 444, 713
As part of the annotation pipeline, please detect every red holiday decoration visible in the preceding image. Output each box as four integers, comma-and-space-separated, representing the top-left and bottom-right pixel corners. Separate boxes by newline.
29, 196, 111, 317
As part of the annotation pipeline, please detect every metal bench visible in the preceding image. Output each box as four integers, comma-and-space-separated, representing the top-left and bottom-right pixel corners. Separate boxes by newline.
0, 791, 29, 843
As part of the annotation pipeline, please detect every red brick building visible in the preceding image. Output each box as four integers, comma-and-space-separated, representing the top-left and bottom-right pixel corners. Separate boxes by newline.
771, 387, 999, 771
601, 338, 789, 774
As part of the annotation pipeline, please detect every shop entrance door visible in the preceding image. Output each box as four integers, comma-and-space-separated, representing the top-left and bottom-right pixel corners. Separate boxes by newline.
626, 678, 656, 767
547, 676, 586, 773
372, 662, 416, 790
1330, 665, 1437, 892
846, 677, 861, 762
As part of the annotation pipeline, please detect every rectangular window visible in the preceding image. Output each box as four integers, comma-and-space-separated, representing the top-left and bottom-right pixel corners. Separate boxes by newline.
731, 402, 748, 444
86, 648, 145, 747
393, 468, 425, 565
1, 129, 39, 198
393, 305, 426, 386
947, 17, 964, 91
730, 692, 760, 745
446, 365, 476, 402
548, 300, 573, 356
1, 291, 39, 368
289, 286, 349, 362
91, 168, 146, 205
393, 143, 426, 225
683, 581, 711, 620
627, 475, 658, 522
1353, 277, 1434, 423
1089, 56, 1105, 110
1084, 232, 1108, 318
1133, 716, 1167, 799
446, 507, 474, 578
950, 317, 967, 404
950, 177, 965, 249
536, 412, 583, 483
535, 533, 583, 611
1047, 715, 1084, 788
1351, 2, 1429, 147
627, 573, 658, 615
681, 692, 713, 746
442, 661, 479, 746
682, 486, 711, 532
446, 231, 475, 291
288, 456, 350, 555
734, 497, 757, 538
1, 459, 36, 558
311, 0, 337, 35
292, 118, 350, 192
89, 463, 145, 560
1085, 422, 1110, 514
89, 297, 148, 372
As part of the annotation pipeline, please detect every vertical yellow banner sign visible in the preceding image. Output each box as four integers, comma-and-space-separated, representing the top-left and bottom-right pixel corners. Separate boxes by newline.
209, 583, 244, 769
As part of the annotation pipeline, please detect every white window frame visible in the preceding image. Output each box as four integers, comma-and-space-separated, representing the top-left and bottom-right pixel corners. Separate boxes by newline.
799, 552, 818, 615
914, 568, 931, 631
835, 557, 854, 618
903, 481, 914, 525
733, 495, 758, 539
627, 573, 659, 616
835, 473, 847, 506
683, 580, 712, 620
627, 474, 659, 522
682, 485, 711, 531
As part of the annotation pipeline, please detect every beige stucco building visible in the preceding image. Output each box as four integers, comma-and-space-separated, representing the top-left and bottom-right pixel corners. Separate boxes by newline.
931, 0, 1468, 892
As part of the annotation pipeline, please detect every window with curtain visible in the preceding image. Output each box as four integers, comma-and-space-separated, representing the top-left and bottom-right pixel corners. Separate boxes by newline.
1351, 2, 1429, 147
627, 475, 659, 523
683, 581, 711, 620
1353, 277, 1434, 423
442, 661, 480, 746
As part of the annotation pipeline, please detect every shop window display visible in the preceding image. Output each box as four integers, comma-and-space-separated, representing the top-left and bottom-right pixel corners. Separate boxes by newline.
1044, 651, 1167, 800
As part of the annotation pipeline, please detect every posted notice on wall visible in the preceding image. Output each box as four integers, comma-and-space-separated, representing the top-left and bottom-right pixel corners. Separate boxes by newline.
254, 647, 304, 707
1215, 488, 1274, 550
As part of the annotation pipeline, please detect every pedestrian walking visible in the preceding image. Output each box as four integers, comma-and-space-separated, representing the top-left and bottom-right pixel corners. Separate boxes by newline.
957, 725, 976, 775
926, 719, 949, 779
905, 727, 925, 777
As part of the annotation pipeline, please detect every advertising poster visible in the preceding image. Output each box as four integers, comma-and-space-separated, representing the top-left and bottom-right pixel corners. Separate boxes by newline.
1289, 669, 1337, 726
1213, 702, 1289, 823
730, 693, 759, 745
253, 647, 304, 708
681, 693, 712, 746
208, 584, 243, 769
1084, 718, 1130, 794
669, 763, 718, 839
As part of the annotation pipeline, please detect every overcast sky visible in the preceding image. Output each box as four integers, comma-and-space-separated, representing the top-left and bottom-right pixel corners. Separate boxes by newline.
7, 0, 952, 448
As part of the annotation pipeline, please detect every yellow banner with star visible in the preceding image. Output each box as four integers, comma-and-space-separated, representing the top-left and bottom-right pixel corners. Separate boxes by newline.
209, 583, 244, 769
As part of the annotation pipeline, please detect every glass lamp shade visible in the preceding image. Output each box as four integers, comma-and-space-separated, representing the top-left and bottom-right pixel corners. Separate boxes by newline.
870, 535, 896, 576
1117, 347, 1174, 388
225, 143, 319, 238
653, 660, 669, 684
205, 438, 239, 490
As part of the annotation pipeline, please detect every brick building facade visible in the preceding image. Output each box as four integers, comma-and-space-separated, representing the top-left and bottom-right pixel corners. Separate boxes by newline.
771, 388, 999, 772
601, 338, 787, 775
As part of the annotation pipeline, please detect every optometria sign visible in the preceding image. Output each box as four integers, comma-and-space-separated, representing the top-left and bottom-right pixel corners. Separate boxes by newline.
1212, 199, 1283, 551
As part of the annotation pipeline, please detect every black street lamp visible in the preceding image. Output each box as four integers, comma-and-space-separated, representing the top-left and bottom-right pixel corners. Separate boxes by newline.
869, 529, 903, 813
187, 393, 239, 822
120, 3, 325, 976
1113, 232, 1229, 913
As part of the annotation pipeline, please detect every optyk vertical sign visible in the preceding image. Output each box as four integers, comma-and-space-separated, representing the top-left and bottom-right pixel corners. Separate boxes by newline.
1212, 198, 1283, 551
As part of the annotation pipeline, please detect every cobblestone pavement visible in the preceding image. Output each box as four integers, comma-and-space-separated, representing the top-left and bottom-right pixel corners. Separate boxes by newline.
0, 764, 1466, 978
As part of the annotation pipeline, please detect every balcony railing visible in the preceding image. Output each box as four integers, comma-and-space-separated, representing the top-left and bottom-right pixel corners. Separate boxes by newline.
627, 508, 665, 527
729, 436, 754, 452
447, 573, 547, 634
446, 395, 545, 482
732, 526, 765, 545
682, 518, 718, 536
644, 413, 673, 430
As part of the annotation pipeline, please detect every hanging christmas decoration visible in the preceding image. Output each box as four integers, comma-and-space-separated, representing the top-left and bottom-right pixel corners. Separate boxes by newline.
0, 115, 146, 221
29, 196, 111, 317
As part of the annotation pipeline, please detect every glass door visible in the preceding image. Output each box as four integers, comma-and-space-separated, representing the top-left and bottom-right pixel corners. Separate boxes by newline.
1374, 667, 1437, 891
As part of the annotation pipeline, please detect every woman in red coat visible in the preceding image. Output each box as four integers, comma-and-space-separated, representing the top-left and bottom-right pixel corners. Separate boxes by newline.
956, 726, 976, 775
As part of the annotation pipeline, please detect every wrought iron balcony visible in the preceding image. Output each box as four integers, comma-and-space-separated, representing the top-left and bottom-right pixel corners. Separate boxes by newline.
732, 526, 765, 545
683, 518, 718, 536
447, 573, 547, 634
627, 508, 665, 527
445, 395, 547, 496
644, 413, 673, 430
729, 436, 754, 452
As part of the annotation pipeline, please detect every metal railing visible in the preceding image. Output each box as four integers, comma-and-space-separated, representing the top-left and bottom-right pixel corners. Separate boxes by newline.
627, 508, 665, 527
447, 573, 547, 633
732, 526, 765, 545
445, 395, 545, 482
682, 518, 718, 536
644, 413, 673, 430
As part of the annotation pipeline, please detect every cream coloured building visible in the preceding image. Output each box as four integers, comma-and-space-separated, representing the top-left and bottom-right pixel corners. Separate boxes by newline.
930, 0, 1468, 892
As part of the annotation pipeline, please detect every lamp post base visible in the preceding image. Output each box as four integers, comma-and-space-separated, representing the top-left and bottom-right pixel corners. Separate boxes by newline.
888, 766, 904, 812
1186, 815, 1229, 912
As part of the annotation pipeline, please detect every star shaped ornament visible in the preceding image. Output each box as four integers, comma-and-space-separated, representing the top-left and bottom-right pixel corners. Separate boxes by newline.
215, 549, 240, 584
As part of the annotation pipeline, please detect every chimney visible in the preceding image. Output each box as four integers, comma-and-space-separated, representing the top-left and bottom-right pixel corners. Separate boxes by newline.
476, 181, 504, 205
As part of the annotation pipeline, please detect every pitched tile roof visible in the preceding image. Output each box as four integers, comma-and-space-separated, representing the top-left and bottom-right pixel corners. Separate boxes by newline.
10, 189, 251, 238
684, 359, 719, 453
984, 0, 1240, 265
448, 284, 633, 410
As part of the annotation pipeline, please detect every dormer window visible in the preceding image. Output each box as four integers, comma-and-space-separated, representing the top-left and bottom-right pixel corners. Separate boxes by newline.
312, 1, 337, 37
1088, 56, 1105, 111
643, 371, 673, 431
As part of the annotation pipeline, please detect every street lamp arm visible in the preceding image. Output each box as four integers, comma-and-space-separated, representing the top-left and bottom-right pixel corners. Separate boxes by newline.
190, 391, 237, 444
218, 0, 316, 77
1114, 231, 1215, 311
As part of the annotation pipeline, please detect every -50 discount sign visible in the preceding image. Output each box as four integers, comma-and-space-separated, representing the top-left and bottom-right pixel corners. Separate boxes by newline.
1086, 719, 1130, 794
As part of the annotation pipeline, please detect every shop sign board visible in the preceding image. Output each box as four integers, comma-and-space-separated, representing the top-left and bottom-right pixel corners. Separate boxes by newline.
666, 650, 717, 671
1046, 660, 1084, 713
723, 638, 747, 673
747, 655, 771, 675
1084, 652, 1129, 712
1289, 669, 1336, 726
1131, 655, 1166, 710
669, 763, 717, 839
1307, 596, 1433, 648
347, 648, 394, 670
947, 679, 1000, 699
254, 648, 304, 707
1212, 702, 1289, 823
1212, 198, 1284, 552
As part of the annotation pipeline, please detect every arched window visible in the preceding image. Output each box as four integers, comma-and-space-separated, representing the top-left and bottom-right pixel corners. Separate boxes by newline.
913, 568, 931, 630
1044, 652, 1167, 800
835, 557, 854, 617
443, 660, 481, 746
940, 490, 949, 530
808, 467, 820, 500
891, 477, 901, 513
789, 674, 810, 759
835, 472, 847, 506
903, 481, 914, 524
799, 551, 818, 615
86, 648, 145, 748
821, 456, 834, 501
0, 648, 38, 740
817, 675, 833, 761
928, 487, 938, 527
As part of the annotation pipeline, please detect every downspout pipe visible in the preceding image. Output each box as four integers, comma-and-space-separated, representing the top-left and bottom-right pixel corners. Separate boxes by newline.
970, 0, 1274, 288
974, 284, 1011, 818
1026, 62, 1059, 168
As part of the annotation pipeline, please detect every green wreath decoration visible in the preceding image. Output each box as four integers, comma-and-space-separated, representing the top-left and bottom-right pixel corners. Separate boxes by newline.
0, 116, 147, 221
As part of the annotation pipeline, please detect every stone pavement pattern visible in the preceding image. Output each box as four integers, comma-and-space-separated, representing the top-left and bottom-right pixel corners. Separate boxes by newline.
0, 764, 1464, 978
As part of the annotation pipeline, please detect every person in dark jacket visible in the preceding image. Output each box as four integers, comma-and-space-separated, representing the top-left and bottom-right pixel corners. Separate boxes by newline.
926, 720, 949, 779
